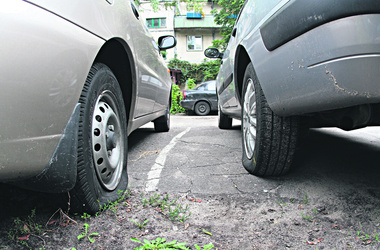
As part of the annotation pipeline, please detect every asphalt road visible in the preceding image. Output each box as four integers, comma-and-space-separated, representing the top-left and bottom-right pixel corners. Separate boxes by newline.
128, 114, 380, 200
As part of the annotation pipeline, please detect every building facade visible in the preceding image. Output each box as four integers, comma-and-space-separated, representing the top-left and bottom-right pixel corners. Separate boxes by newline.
138, 0, 222, 63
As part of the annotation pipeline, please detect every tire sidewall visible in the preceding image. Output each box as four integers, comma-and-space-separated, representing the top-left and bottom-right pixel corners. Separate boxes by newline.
78, 64, 128, 211
241, 63, 262, 174
154, 98, 170, 132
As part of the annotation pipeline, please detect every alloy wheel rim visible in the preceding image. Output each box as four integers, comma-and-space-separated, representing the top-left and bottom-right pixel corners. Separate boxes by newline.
91, 91, 124, 191
243, 78, 257, 159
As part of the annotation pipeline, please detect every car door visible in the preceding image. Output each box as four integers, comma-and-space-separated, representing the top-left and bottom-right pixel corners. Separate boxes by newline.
217, 1, 249, 117
129, 2, 169, 117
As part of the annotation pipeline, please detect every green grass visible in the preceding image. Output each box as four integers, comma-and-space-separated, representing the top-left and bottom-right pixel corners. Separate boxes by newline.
141, 193, 191, 222
131, 237, 214, 250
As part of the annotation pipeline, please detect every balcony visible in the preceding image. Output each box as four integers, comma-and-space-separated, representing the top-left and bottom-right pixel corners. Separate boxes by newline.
186, 13, 202, 19
174, 15, 221, 29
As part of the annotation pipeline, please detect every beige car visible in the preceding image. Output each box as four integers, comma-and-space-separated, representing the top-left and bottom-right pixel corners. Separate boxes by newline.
0, 0, 176, 213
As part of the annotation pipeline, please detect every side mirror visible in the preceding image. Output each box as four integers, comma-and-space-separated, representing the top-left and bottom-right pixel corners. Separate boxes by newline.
204, 48, 223, 59
158, 35, 177, 50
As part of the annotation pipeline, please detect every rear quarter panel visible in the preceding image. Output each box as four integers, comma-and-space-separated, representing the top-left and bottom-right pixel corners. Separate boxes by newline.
247, 14, 380, 116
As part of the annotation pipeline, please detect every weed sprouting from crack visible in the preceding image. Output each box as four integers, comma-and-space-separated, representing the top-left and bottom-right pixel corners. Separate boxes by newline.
303, 192, 309, 204
130, 237, 215, 250
141, 193, 191, 222
96, 188, 133, 217
130, 219, 149, 229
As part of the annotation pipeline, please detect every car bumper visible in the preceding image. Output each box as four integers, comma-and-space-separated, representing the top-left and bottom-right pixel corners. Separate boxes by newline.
180, 100, 195, 110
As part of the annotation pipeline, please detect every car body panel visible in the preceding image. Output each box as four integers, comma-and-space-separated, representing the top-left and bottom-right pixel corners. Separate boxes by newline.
260, 0, 380, 51
250, 14, 380, 116
0, 1, 104, 180
0, 0, 174, 184
26, 0, 172, 120
216, 0, 380, 118
216, 0, 285, 118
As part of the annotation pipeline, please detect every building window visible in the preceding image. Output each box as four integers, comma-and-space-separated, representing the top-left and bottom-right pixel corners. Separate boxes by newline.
187, 35, 202, 51
146, 18, 166, 28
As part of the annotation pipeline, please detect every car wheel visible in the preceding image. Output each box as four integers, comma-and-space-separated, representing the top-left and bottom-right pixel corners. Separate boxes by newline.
154, 99, 170, 132
194, 101, 211, 116
70, 63, 128, 213
241, 63, 299, 176
218, 105, 232, 129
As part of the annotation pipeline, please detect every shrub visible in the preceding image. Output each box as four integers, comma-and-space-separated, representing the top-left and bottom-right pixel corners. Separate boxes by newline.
170, 85, 185, 114
168, 58, 221, 85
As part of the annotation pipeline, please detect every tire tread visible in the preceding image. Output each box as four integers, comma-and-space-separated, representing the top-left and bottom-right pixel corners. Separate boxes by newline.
242, 63, 299, 177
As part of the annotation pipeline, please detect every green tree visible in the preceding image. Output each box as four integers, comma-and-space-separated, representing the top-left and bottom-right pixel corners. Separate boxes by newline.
211, 0, 246, 51
136, 0, 245, 51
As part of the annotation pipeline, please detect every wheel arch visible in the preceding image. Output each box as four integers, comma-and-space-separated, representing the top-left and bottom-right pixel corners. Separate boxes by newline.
94, 38, 135, 124
234, 45, 251, 104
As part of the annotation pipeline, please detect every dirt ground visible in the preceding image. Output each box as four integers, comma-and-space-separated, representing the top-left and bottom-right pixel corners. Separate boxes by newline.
1, 182, 380, 250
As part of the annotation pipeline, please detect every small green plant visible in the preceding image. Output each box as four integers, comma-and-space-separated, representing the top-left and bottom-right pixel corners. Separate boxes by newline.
130, 219, 149, 229
131, 237, 188, 250
195, 243, 215, 250
141, 193, 191, 222
355, 230, 380, 244
77, 223, 99, 243
131, 237, 215, 250
278, 200, 287, 207
8, 208, 43, 244
375, 233, 380, 242
303, 192, 309, 204
81, 213, 91, 220
167, 204, 191, 222
301, 212, 314, 222
96, 189, 131, 216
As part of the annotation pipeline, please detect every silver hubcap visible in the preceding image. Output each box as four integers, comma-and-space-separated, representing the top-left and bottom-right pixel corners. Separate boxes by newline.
198, 104, 207, 113
91, 91, 124, 191
243, 78, 257, 159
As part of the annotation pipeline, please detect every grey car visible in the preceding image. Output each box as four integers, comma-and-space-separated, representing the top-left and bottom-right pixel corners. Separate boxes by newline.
180, 80, 218, 116
205, 0, 380, 176
0, 0, 176, 213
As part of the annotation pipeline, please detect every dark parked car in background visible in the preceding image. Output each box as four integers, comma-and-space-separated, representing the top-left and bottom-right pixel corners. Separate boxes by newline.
180, 80, 218, 116
205, 0, 380, 177
0, 0, 176, 213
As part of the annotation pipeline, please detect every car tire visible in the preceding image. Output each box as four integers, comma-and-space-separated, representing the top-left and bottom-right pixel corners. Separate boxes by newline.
154, 99, 170, 132
218, 105, 232, 129
194, 101, 211, 116
241, 63, 299, 176
70, 63, 128, 213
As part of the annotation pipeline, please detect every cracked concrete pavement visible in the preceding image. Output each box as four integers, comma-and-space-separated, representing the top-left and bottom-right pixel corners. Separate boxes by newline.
127, 114, 380, 199
128, 114, 246, 194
